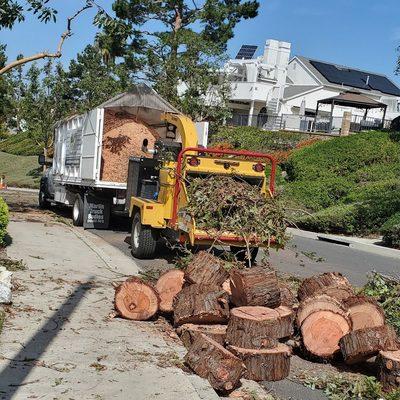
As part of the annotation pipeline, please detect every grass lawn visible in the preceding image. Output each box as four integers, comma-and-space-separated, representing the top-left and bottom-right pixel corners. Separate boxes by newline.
0, 151, 41, 189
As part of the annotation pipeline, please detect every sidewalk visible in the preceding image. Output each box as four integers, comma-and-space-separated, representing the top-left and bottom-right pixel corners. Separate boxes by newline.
287, 227, 400, 260
0, 220, 219, 400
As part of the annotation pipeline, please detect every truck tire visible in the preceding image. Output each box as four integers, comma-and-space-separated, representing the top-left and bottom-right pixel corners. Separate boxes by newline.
72, 194, 84, 226
230, 246, 259, 265
38, 189, 49, 209
131, 213, 157, 259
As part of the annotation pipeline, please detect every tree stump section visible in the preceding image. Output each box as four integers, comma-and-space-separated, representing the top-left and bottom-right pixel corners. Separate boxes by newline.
184, 251, 229, 286
185, 334, 245, 392
298, 295, 352, 359
377, 350, 400, 392
226, 306, 293, 349
114, 277, 159, 320
279, 283, 296, 308
177, 324, 227, 349
173, 284, 230, 326
343, 295, 385, 331
222, 279, 232, 295
298, 272, 354, 302
230, 267, 281, 308
228, 343, 291, 382
155, 269, 185, 313
340, 325, 399, 365
297, 294, 350, 327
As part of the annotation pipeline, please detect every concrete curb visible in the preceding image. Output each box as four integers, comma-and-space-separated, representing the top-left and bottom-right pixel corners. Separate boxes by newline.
70, 226, 141, 277
288, 227, 400, 260
4, 186, 39, 193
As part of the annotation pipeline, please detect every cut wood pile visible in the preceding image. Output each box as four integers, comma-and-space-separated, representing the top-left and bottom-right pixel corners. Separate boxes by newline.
101, 110, 160, 183
113, 258, 400, 393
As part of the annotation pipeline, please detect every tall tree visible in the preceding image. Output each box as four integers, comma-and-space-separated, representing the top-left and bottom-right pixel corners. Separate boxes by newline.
96, 0, 259, 121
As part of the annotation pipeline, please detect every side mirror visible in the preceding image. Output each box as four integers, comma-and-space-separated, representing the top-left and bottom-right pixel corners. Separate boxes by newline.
38, 154, 46, 166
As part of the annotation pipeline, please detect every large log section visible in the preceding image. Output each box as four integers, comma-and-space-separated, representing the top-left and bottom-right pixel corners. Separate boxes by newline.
177, 324, 227, 349
185, 334, 245, 392
230, 267, 281, 308
377, 350, 400, 391
155, 269, 185, 313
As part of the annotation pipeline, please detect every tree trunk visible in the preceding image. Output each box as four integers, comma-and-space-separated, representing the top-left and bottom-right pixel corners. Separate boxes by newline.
155, 269, 185, 313
228, 343, 291, 382
298, 295, 352, 359
340, 325, 399, 364
298, 272, 354, 302
230, 267, 281, 308
343, 295, 385, 331
177, 323, 227, 349
184, 251, 229, 287
226, 306, 294, 349
173, 284, 230, 326
279, 283, 296, 308
377, 350, 400, 392
114, 277, 159, 321
184, 334, 245, 392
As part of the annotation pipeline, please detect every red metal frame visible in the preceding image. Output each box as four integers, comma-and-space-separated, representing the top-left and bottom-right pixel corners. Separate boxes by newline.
170, 147, 278, 227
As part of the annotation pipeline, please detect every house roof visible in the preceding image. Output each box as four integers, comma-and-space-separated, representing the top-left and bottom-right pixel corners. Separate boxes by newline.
283, 85, 320, 99
318, 92, 387, 109
296, 56, 400, 97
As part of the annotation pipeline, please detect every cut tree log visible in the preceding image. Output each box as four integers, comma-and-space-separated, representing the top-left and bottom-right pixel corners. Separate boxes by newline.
377, 350, 400, 392
230, 267, 281, 308
226, 306, 294, 349
173, 284, 230, 326
184, 251, 229, 286
279, 283, 296, 308
343, 295, 385, 331
185, 333, 245, 392
298, 295, 352, 359
177, 324, 227, 349
297, 272, 354, 302
228, 343, 291, 382
155, 269, 185, 313
114, 277, 159, 320
340, 325, 399, 364
297, 294, 350, 327
222, 279, 232, 295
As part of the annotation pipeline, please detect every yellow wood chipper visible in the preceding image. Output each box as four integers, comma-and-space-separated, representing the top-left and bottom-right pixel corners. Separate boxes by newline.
128, 113, 278, 260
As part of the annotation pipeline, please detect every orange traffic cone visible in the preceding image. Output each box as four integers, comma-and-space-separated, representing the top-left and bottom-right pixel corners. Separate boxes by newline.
0, 175, 7, 190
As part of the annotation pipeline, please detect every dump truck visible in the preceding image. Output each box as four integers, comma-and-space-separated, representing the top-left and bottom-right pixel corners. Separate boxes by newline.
39, 84, 277, 260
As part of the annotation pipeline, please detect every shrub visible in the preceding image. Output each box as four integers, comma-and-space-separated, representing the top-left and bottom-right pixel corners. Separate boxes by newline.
381, 212, 400, 249
295, 204, 357, 234
0, 197, 9, 245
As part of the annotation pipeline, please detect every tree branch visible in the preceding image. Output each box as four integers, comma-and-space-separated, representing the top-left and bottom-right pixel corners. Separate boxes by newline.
0, 2, 93, 75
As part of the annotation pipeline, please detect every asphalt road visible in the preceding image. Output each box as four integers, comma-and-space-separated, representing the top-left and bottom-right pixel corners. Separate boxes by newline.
92, 222, 400, 287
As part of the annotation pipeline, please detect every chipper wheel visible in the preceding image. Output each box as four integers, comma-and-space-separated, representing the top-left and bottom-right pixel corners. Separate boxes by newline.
230, 246, 259, 265
131, 213, 158, 259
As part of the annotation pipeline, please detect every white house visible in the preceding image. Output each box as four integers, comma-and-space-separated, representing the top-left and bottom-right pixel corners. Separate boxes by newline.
225, 39, 400, 131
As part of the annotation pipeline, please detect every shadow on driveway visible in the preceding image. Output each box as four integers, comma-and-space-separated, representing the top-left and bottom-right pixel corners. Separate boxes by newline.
0, 278, 94, 399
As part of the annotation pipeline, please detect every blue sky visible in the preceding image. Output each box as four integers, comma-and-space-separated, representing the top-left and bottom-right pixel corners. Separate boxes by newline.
2, 0, 400, 83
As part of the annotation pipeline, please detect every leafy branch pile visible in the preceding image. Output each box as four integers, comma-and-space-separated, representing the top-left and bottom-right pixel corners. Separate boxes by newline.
185, 176, 287, 247
362, 271, 400, 334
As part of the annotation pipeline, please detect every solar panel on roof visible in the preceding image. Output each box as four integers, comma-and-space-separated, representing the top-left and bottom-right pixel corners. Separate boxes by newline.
310, 60, 400, 96
235, 45, 258, 60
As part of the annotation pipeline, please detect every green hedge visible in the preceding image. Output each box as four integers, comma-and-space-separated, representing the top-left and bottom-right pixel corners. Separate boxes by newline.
0, 197, 9, 245
381, 213, 400, 249
0, 131, 42, 156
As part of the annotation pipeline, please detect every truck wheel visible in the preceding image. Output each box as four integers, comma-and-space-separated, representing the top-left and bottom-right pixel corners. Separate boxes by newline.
230, 246, 259, 265
38, 189, 49, 209
72, 194, 84, 226
131, 213, 157, 259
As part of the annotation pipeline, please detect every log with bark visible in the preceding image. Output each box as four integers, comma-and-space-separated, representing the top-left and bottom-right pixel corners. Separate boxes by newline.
377, 350, 400, 392
340, 325, 399, 364
173, 284, 230, 326
177, 323, 227, 349
155, 269, 185, 313
114, 277, 160, 320
228, 343, 291, 382
230, 266, 281, 308
184, 251, 229, 286
185, 334, 245, 392
279, 283, 296, 308
298, 295, 352, 359
343, 295, 385, 331
297, 272, 354, 302
226, 306, 294, 349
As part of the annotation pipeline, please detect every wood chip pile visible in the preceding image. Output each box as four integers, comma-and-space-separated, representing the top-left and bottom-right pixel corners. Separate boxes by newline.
100, 110, 160, 183
113, 257, 400, 393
